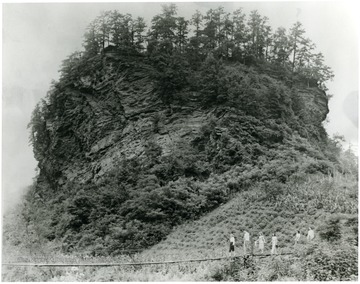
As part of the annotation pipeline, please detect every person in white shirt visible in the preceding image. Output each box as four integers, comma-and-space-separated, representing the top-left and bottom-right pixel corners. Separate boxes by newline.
307, 227, 315, 242
271, 233, 278, 255
295, 230, 301, 246
243, 230, 250, 255
258, 232, 266, 254
229, 233, 235, 257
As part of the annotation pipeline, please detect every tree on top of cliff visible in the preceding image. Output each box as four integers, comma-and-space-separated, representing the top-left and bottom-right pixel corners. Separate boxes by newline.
71, 5, 334, 91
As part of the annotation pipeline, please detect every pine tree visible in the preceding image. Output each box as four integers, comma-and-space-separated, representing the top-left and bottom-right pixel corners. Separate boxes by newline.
262, 18, 272, 61
198, 53, 225, 104
271, 27, 291, 65
83, 22, 101, 56
221, 11, 234, 59
175, 16, 189, 53
95, 11, 113, 50
191, 10, 203, 39
289, 21, 306, 72
247, 10, 263, 59
203, 9, 218, 51
110, 11, 124, 47
187, 10, 204, 67
309, 52, 334, 90
148, 4, 178, 54
232, 8, 247, 61
132, 17, 147, 52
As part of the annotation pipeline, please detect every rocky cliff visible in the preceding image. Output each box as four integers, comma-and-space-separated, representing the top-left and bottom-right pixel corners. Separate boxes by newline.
33, 49, 329, 190
26, 46, 336, 253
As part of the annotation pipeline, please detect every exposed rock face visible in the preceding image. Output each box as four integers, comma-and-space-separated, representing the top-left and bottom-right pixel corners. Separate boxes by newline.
298, 88, 329, 124
35, 51, 329, 189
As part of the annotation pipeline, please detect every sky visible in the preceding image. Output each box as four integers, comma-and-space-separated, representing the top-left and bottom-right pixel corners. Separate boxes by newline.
2, 1, 359, 212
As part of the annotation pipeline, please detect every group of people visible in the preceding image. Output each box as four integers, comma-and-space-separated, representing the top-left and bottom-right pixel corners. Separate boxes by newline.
228, 227, 315, 257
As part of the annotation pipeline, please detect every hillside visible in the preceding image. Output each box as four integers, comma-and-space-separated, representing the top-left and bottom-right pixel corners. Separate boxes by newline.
147, 173, 357, 253
3, 4, 357, 282
140, 172, 358, 281
26, 48, 336, 253
3, 172, 357, 281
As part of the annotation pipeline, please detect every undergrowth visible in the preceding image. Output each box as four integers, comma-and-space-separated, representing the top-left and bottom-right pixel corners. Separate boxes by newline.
3, 172, 357, 281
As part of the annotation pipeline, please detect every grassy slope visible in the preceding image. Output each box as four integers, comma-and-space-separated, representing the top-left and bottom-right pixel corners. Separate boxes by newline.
143, 172, 357, 259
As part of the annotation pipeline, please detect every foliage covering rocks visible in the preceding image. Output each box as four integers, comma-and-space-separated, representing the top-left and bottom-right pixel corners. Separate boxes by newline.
21, 4, 357, 269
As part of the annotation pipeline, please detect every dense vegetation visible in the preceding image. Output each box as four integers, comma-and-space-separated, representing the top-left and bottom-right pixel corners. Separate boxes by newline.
4, 4, 356, 281
3, 171, 357, 281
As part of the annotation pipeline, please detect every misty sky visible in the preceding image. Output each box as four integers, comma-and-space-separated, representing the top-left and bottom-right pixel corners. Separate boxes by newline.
2, 1, 359, 212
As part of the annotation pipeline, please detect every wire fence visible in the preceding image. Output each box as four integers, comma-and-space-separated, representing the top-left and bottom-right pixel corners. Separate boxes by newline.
2, 253, 294, 267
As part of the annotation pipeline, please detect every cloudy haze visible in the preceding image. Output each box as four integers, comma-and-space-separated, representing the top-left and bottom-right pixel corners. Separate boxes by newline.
2, 1, 359, 212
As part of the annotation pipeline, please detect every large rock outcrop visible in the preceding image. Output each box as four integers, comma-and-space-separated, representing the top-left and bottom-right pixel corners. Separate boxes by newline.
33, 50, 329, 190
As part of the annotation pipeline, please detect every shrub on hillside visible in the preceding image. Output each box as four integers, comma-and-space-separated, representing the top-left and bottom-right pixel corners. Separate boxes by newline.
318, 215, 342, 243
303, 243, 358, 281
264, 256, 292, 281
208, 258, 257, 281
261, 180, 285, 202
345, 217, 358, 246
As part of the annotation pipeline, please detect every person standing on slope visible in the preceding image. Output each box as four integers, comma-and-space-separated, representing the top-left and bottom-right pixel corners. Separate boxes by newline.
307, 227, 315, 242
229, 233, 235, 257
258, 232, 266, 254
295, 230, 301, 246
243, 230, 250, 255
271, 233, 278, 255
